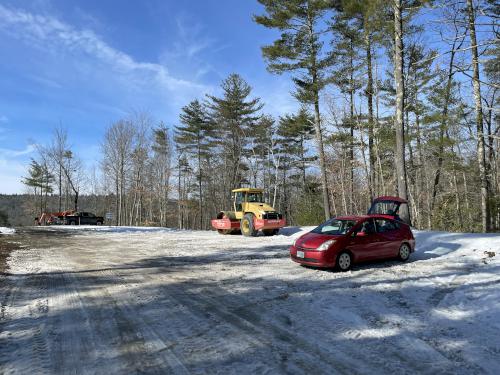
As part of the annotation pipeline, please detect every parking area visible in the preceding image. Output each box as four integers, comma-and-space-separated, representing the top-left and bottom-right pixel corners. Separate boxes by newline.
1, 226, 499, 374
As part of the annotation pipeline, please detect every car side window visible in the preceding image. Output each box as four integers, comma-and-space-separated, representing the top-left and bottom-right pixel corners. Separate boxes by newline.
360, 219, 376, 234
375, 219, 397, 233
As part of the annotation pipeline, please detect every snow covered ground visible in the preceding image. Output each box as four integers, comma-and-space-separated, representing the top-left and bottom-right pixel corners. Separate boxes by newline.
0, 226, 15, 234
0, 226, 499, 374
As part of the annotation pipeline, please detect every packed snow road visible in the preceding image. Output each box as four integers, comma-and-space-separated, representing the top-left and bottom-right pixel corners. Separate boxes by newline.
0, 226, 499, 375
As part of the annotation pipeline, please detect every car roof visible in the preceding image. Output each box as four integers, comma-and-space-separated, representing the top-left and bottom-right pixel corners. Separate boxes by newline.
335, 214, 397, 221
335, 215, 368, 221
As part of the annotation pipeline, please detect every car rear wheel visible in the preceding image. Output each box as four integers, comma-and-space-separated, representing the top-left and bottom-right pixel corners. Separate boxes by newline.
398, 243, 411, 261
336, 251, 352, 272
70, 221, 76, 225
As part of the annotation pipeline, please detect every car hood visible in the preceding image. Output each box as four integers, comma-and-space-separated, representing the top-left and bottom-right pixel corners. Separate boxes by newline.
295, 232, 341, 249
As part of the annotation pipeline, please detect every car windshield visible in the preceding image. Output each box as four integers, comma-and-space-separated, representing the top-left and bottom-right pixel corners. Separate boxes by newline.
311, 219, 357, 235
247, 193, 263, 203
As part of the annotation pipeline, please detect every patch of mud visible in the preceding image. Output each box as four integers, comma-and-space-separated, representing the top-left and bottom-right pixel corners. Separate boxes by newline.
0, 236, 21, 274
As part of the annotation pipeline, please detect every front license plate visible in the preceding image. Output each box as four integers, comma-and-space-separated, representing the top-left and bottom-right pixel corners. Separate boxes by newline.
297, 251, 304, 258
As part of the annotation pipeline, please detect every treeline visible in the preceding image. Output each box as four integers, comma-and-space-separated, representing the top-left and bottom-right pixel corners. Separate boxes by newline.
22, 0, 498, 232
0, 194, 130, 227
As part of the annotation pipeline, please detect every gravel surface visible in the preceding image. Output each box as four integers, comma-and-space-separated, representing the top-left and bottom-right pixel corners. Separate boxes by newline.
0, 226, 499, 374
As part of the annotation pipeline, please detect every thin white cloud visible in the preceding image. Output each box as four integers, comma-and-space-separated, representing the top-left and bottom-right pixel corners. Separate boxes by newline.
0, 115, 8, 124
0, 4, 210, 98
0, 144, 36, 194
0, 157, 29, 194
27, 75, 62, 89
174, 14, 214, 59
0, 144, 36, 158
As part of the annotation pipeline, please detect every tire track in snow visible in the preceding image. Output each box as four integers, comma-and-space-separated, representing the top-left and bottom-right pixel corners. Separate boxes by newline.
74, 269, 191, 375
380, 274, 494, 374
104, 268, 292, 375
0, 274, 52, 375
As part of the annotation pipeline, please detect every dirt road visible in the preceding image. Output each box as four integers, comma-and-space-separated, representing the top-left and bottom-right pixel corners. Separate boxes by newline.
1, 227, 499, 374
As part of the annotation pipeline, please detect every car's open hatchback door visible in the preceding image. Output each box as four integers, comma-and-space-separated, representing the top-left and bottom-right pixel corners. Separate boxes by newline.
368, 196, 410, 225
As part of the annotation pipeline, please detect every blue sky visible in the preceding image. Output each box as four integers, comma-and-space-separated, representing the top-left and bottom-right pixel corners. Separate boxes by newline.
0, 0, 298, 193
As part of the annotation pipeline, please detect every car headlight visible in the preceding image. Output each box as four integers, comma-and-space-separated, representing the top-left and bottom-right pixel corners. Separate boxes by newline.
317, 239, 336, 251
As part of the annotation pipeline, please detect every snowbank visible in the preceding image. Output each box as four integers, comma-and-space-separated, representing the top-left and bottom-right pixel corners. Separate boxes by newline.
1, 225, 499, 373
0, 227, 15, 234
48, 225, 178, 234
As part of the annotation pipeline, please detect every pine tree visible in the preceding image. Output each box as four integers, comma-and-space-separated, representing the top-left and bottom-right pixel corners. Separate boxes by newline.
22, 159, 54, 216
276, 108, 315, 222
246, 115, 274, 189
342, 0, 387, 200
330, 13, 365, 212
175, 100, 213, 229
254, 0, 334, 220
277, 107, 315, 191
207, 74, 262, 206
393, 0, 411, 224
466, 0, 490, 232
404, 42, 437, 227
152, 124, 172, 227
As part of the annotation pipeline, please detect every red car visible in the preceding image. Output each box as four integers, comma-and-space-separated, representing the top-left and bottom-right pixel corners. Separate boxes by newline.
290, 214, 415, 271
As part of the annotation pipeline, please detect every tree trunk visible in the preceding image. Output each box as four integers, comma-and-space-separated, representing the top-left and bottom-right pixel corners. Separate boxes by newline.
452, 165, 463, 231
374, 56, 385, 195
356, 112, 372, 211
430, 38, 458, 222
308, 12, 330, 220
198, 140, 203, 230
393, 0, 410, 224
313, 91, 331, 219
178, 160, 182, 229
467, 0, 489, 232
74, 191, 78, 212
365, 32, 376, 200
115, 177, 119, 226
462, 171, 473, 227
58, 164, 62, 212
349, 89, 355, 213
340, 147, 348, 214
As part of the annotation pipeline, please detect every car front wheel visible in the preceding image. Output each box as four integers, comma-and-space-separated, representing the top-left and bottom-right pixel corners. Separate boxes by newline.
398, 243, 411, 261
336, 251, 352, 272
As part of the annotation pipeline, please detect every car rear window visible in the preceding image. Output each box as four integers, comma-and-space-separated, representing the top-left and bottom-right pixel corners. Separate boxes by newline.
311, 219, 357, 235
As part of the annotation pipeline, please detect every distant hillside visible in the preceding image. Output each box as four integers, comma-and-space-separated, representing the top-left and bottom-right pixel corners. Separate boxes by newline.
0, 194, 180, 227
0, 194, 31, 226
0, 194, 114, 226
